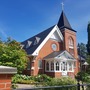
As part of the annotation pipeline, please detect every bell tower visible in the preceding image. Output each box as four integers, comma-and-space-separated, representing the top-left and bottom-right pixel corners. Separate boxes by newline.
57, 11, 77, 59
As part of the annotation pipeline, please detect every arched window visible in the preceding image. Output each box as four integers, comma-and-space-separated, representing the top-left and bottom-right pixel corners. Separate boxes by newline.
69, 37, 74, 55
46, 62, 49, 71
51, 61, 54, 71
69, 37, 74, 48
56, 62, 59, 71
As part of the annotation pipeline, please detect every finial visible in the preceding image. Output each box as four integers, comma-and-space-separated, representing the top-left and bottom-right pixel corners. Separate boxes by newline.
61, 2, 64, 11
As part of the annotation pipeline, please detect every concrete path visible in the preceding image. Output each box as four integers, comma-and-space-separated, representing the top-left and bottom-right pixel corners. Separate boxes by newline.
16, 84, 35, 89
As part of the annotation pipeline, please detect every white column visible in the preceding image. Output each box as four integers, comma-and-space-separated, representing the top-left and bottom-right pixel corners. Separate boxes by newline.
54, 60, 56, 71
59, 62, 61, 71
49, 61, 51, 71
72, 62, 74, 71
67, 61, 69, 72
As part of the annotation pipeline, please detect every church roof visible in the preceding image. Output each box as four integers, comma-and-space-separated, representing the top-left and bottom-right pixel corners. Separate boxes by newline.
21, 11, 76, 56
21, 25, 55, 55
57, 11, 76, 32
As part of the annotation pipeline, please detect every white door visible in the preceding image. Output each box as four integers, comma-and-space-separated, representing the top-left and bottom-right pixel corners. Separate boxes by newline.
61, 61, 68, 76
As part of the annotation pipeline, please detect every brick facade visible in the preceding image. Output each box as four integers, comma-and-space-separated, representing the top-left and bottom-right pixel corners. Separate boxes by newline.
0, 74, 12, 90
23, 11, 79, 78
0, 66, 17, 90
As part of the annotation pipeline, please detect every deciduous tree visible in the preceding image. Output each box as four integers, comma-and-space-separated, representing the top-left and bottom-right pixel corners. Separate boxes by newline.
0, 38, 28, 73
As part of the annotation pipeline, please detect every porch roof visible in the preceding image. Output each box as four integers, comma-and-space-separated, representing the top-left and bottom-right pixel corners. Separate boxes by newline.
44, 51, 63, 59
44, 50, 76, 61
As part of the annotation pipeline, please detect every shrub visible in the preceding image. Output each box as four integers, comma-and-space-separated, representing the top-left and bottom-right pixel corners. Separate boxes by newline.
12, 74, 36, 84
34, 74, 52, 82
46, 77, 77, 86
75, 72, 90, 82
12, 74, 52, 84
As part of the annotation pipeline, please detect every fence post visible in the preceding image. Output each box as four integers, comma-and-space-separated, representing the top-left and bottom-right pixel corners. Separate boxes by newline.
77, 82, 80, 90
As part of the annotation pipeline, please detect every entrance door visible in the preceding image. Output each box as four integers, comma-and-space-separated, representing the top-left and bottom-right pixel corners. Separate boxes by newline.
61, 61, 67, 76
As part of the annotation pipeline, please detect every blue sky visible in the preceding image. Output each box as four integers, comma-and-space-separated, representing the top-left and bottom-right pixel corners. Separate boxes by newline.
0, 0, 89, 44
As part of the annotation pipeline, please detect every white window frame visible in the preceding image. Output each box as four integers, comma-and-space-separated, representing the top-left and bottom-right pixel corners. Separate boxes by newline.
45, 60, 74, 72
69, 37, 74, 48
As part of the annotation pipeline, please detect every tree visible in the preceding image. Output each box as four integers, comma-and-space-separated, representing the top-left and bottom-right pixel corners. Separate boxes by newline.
87, 22, 90, 55
0, 38, 28, 73
77, 43, 87, 58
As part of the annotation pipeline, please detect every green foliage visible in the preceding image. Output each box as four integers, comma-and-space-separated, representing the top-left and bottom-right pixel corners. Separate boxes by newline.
46, 77, 77, 86
86, 55, 90, 74
33, 74, 52, 82
87, 22, 90, 55
75, 72, 90, 82
78, 43, 87, 58
12, 74, 78, 90
12, 84, 18, 89
12, 74, 52, 85
12, 74, 35, 84
0, 38, 28, 73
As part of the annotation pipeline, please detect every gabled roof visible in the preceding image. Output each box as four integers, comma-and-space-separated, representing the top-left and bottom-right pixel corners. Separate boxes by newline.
21, 25, 55, 55
44, 50, 76, 61
57, 11, 76, 32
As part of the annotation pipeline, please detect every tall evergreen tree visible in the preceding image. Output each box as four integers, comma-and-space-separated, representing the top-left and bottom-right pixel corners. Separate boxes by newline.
87, 22, 90, 55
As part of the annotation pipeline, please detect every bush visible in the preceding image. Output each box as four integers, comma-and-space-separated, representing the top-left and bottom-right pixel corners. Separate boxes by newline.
75, 72, 90, 82
12, 74, 52, 84
46, 77, 77, 86
12, 74, 35, 84
34, 74, 52, 82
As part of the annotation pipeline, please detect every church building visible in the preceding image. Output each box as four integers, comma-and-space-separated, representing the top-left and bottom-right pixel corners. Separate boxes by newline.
21, 10, 79, 78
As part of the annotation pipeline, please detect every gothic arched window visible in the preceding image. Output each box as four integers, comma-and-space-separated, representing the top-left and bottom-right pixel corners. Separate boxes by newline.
69, 37, 74, 55
69, 37, 74, 48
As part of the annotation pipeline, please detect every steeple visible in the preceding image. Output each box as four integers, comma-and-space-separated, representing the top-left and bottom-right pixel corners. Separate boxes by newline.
57, 11, 76, 32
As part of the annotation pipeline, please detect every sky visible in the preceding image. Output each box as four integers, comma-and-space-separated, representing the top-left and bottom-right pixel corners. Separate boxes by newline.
0, 0, 89, 44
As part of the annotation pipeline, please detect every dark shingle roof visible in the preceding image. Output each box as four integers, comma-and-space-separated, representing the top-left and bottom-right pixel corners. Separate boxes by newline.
21, 25, 55, 55
57, 11, 76, 32
44, 51, 63, 59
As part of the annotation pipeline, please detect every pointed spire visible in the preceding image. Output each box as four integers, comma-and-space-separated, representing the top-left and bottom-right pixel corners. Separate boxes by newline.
57, 11, 72, 30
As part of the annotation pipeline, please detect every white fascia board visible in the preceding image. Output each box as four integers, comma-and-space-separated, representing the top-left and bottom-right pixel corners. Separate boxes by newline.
56, 25, 63, 41
55, 50, 76, 60
32, 25, 57, 56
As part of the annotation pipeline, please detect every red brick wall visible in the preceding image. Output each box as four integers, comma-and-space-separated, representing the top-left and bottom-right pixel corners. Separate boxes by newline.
32, 39, 60, 76
25, 29, 79, 77
62, 28, 79, 75
0, 74, 12, 90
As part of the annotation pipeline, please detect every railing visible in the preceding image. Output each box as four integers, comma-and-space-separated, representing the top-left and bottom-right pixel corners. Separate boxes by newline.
14, 83, 90, 90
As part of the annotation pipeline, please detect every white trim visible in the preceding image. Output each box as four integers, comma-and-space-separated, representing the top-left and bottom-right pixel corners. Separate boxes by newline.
45, 60, 74, 73
56, 25, 63, 41
32, 25, 63, 55
31, 67, 34, 70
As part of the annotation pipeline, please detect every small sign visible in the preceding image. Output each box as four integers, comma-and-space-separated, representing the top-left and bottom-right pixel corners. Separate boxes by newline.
62, 71, 67, 76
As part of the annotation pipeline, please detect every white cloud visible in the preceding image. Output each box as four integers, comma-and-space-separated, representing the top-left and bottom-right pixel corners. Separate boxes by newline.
0, 29, 8, 38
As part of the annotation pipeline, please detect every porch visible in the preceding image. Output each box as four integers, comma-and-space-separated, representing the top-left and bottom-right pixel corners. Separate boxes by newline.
44, 50, 76, 77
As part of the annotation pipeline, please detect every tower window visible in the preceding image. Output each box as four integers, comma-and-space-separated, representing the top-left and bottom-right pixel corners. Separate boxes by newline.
69, 37, 74, 48
69, 37, 74, 55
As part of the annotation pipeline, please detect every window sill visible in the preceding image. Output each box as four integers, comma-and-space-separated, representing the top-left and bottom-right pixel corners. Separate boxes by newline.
38, 68, 42, 69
